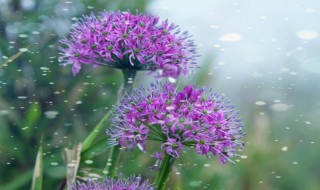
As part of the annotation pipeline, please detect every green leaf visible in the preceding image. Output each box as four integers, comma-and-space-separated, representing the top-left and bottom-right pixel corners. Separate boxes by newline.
31, 140, 43, 190
82, 110, 112, 153
1, 169, 33, 190
81, 136, 109, 162
23, 103, 41, 138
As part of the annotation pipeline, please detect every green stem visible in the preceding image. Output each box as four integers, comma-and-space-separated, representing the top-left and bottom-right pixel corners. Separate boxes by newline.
105, 68, 136, 177
154, 153, 175, 190
105, 145, 121, 177
121, 68, 136, 95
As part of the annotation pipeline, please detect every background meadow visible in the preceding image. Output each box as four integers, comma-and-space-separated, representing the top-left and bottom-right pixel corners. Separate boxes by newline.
0, 0, 319, 189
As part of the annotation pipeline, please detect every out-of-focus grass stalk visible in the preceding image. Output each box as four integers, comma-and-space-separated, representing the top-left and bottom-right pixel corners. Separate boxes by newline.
154, 153, 175, 190
31, 139, 43, 190
81, 111, 112, 153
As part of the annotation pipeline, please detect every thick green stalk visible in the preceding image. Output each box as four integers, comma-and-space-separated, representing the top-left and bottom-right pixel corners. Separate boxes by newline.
105, 68, 136, 177
121, 68, 136, 95
105, 144, 121, 177
154, 153, 175, 190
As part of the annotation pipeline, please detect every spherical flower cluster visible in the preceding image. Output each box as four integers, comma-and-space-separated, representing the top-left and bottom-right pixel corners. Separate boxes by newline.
59, 10, 198, 77
107, 83, 245, 164
70, 175, 155, 190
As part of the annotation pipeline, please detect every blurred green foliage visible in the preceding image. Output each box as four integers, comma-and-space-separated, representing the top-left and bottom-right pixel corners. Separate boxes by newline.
0, 0, 319, 190
0, 0, 148, 189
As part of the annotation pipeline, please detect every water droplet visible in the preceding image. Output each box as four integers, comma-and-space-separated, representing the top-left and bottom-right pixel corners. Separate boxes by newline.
292, 161, 298, 165
85, 160, 93, 164
0, 110, 10, 115
22, 127, 29, 130
255, 101, 266, 106
296, 30, 318, 40
252, 71, 264, 78
241, 155, 248, 159
271, 103, 289, 111
219, 33, 242, 42
209, 25, 220, 29
281, 146, 288, 151
189, 181, 201, 187
168, 77, 176, 83
40, 67, 50, 71
17, 96, 27, 99
19, 48, 28, 52
67, 163, 76, 167
280, 67, 290, 72
18, 34, 28, 38
44, 111, 58, 119
50, 162, 58, 166
203, 163, 211, 167
32, 31, 40, 35
305, 8, 315, 14
289, 71, 297, 75
259, 16, 267, 20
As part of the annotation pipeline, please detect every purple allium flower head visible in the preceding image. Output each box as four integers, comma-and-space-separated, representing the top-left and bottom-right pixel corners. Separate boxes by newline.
107, 83, 246, 164
59, 10, 198, 78
70, 175, 155, 190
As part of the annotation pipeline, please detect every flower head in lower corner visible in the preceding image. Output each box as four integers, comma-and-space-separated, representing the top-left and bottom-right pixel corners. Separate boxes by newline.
107, 82, 246, 165
59, 10, 198, 78
70, 175, 155, 190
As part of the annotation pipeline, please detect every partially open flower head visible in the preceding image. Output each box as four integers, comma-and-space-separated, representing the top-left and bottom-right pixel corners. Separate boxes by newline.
59, 10, 198, 78
107, 83, 246, 165
70, 174, 155, 190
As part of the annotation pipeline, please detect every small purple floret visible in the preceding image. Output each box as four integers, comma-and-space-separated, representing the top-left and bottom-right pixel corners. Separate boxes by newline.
59, 10, 198, 78
107, 83, 246, 165
70, 175, 155, 190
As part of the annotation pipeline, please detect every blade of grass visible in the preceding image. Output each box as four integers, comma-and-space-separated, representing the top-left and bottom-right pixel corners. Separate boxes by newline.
31, 139, 43, 190
1, 169, 33, 190
81, 136, 109, 162
82, 110, 112, 153
0, 33, 55, 69
23, 103, 41, 138
0, 44, 33, 69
